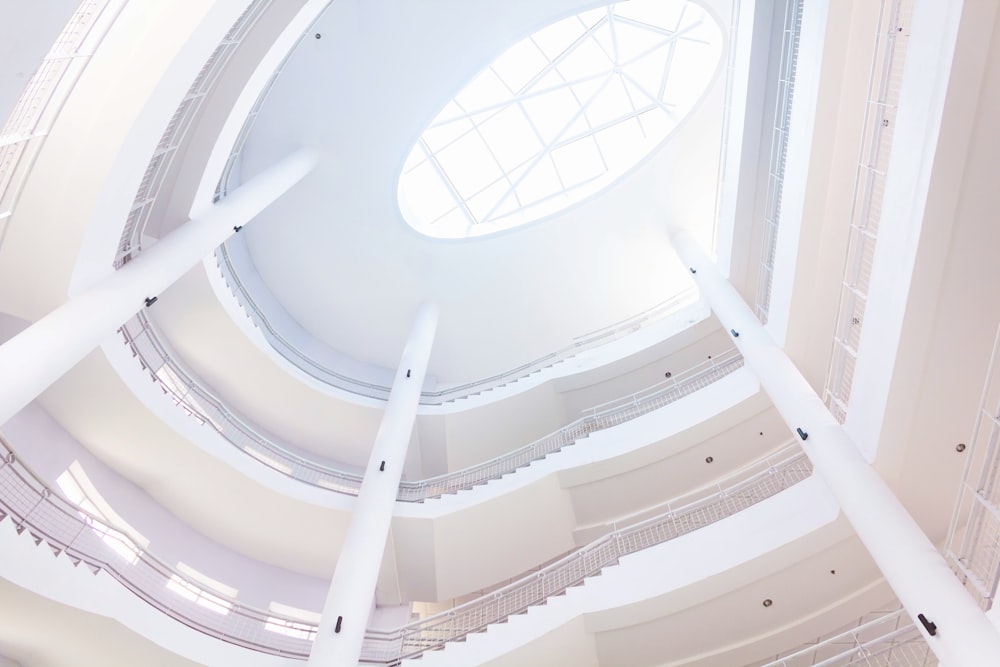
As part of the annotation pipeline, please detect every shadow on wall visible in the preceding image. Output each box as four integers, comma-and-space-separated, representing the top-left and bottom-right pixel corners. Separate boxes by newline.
0, 312, 30, 345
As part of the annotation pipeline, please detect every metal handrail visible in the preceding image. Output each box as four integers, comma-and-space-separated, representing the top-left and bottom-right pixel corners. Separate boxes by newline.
0, 437, 313, 658
372, 446, 810, 663
822, 0, 913, 424
120, 311, 744, 501
0, 434, 810, 663
0, 0, 127, 242
753, 0, 804, 324
946, 323, 1000, 608
760, 608, 935, 666
216, 243, 701, 404
113, 0, 275, 267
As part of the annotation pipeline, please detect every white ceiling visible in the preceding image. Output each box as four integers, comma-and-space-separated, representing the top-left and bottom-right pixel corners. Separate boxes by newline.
229, 0, 733, 383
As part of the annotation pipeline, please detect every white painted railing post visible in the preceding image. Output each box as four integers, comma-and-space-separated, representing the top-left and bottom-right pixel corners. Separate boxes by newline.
308, 302, 439, 667
671, 228, 1000, 667
0, 148, 316, 426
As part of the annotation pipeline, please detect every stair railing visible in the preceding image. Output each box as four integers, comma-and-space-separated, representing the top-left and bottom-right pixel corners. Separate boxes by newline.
120, 311, 744, 501
0, 435, 809, 663
364, 445, 810, 662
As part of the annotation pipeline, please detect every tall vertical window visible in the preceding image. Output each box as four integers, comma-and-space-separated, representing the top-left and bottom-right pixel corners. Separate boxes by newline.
398, 0, 723, 238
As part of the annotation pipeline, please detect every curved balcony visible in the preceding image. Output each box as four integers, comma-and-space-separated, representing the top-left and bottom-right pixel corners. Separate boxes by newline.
0, 434, 809, 662
216, 242, 700, 405
760, 608, 934, 666
119, 310, 744, 501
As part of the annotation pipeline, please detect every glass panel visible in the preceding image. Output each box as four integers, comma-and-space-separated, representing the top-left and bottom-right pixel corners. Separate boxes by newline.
398, 0, 722, 237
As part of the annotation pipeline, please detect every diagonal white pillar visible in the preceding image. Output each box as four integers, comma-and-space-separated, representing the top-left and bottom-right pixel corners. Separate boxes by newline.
0, 148, 316, 426
671, 229, 1000, 666
308, 302, 438, 667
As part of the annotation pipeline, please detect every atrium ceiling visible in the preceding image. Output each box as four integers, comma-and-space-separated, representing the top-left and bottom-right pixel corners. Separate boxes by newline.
219, 0, 734, 383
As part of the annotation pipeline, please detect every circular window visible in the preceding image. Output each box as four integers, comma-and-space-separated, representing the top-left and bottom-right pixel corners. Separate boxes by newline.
398, 0, 723, 238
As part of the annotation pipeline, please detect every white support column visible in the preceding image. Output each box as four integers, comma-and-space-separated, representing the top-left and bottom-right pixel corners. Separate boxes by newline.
671, 229, 1000, 667
308, 302, 438, 667
0, 148, 316, 426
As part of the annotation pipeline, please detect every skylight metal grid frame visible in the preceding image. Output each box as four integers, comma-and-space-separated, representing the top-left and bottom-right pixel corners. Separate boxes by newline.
399, 0, 724, 237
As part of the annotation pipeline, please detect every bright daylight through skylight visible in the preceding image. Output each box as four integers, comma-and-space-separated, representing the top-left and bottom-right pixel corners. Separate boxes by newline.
398, 0, 723, 238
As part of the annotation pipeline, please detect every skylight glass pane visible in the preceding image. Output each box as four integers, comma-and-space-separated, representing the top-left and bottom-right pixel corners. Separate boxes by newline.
477, 106, 542, 171
577, 8, 608, 30
456, 69, 512, 111
467, 178, 512, 221
398, 0, 723, 238
555, 37, 611, 81
422, 120, 474, 154
616, 0, 686, 31
551, 137, 605, 188
435, 131, 502, 198
516, 156, 562, 206
430, 207, 470, 234
585, 76, 633, 127
596, 121, 647, 171
492, 41, 549, 93
531, 18, 587, 60
614, 23, 673, 64
621, 47, 670, 96
518, 85, 582, 144
401, 158, 456, 221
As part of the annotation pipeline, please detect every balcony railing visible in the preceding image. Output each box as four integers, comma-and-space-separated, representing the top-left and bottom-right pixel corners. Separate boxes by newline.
759, 608, 935, 666
216, 243, 701, 404
113, 0, 275, 267
0, 435, 809, 663
753, 0, 804, 324
120, 310, 744, 501
0, 0, 127, 247
823, 0, 914, 424
946, 323, 1000, 609
0, 437, 312, 658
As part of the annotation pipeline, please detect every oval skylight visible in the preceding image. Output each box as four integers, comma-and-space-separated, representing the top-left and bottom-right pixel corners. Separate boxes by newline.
398, 0, 723, 238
